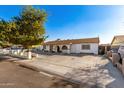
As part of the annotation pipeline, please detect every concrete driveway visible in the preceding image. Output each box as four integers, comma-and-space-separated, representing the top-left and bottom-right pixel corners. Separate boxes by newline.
15, 53, 124, 88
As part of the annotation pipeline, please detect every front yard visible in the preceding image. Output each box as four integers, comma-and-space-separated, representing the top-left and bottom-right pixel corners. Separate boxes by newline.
16, 53, 124, 88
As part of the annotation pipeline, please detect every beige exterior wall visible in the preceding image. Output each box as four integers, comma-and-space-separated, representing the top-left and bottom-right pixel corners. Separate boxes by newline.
43, 43, 98, 54
70, 43, 98, 54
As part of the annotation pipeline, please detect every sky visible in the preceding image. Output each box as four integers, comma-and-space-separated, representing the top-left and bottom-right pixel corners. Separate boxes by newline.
0, 5, 124, 44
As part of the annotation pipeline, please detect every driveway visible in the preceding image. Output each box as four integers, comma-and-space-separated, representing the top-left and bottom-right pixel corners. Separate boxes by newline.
16, 53, 124, 88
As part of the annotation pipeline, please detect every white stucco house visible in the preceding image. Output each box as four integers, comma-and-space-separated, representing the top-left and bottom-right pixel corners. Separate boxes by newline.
41, 37, 99, 54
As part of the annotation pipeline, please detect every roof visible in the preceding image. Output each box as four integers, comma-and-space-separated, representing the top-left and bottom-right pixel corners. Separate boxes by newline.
43, 37, 99, 45
111, 35, 124, 46
100, 44, 111, 46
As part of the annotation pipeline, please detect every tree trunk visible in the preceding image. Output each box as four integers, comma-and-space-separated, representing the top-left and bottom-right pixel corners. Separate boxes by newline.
28, 49, 32, 59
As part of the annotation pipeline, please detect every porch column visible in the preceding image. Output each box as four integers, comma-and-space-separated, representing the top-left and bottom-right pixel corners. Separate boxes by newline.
69, 43, 72, 54
105, 46, 107, 54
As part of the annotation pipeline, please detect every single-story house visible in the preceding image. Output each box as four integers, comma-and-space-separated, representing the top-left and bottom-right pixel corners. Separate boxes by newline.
111, 35, 124, 49
42, 37, 99, 54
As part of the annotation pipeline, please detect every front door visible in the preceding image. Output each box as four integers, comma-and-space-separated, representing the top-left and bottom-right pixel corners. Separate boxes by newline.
57, 46, 60, 52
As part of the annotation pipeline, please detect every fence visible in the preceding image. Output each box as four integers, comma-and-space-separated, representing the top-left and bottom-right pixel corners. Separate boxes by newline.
0, 48, 28, 59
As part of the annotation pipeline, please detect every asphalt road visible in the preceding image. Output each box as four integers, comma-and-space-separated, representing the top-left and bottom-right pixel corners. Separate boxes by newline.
0, 55, 79, 88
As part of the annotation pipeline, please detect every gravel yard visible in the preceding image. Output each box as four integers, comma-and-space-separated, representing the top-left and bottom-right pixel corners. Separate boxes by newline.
20, 53, 124, 88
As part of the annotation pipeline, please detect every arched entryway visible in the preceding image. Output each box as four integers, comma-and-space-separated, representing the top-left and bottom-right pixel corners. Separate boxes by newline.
62, 45, 68, 50
57, 46, 61, 52
61, 45, 70, 54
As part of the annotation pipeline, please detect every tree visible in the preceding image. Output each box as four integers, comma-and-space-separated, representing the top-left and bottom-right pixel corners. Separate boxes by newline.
10, 6, 47, 59
0, 19, 12, 47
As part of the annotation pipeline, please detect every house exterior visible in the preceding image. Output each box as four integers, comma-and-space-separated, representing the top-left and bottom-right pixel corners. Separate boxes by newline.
111, 35, 124, 49
99, 44, 111, 54
42, 37, 99, 55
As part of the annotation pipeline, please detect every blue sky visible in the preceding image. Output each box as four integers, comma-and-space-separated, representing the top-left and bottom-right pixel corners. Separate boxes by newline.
0, 5, 124, 44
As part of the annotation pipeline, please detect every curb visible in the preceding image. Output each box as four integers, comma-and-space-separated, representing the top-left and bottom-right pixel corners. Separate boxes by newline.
7, 54, 28, 59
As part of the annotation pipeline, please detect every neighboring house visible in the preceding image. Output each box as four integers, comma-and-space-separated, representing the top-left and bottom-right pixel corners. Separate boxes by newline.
42, 37, 99, 54
111, 35, 124, 49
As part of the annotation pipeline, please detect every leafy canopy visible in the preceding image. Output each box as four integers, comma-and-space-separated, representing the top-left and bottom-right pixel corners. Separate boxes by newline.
0, 19, 13, 47
10, 6, 47, 48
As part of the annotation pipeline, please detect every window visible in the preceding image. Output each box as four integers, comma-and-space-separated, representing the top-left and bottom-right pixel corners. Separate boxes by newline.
82, 45, 90, 50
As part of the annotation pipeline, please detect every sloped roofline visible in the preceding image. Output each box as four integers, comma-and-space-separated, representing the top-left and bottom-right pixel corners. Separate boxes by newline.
43, 37, 100, 45
111, 35, 124, 45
